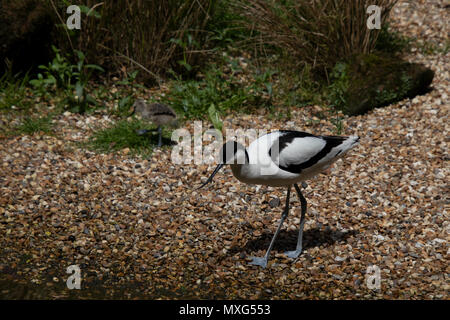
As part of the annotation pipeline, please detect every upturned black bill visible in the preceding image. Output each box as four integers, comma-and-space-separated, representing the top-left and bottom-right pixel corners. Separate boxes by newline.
196, 163, 224, 190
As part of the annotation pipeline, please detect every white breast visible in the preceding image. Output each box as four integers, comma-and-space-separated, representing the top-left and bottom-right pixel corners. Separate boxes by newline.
231, 132, 299, 186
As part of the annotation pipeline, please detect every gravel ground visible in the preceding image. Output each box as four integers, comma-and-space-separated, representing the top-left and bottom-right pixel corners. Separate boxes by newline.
0, 1, 448, 299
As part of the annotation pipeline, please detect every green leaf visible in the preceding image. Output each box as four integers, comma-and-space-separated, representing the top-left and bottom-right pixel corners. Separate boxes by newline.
85, 94, 97, 105
76, 50, 85, 64
75, 81, 84, 100
177, 60, 192, 71
85, 64, 105, 72
265, 83, 273, 96
79, 5, 101, 18
129, 70, 139, 78
118, 96, 132, 110
208, 103, 223, 133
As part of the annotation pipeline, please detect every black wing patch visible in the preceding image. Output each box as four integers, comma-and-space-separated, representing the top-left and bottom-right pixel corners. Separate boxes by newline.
268, 130, 316, 158
270, 131, 347, 174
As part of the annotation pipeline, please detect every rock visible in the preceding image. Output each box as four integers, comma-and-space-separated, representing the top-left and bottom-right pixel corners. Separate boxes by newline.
364, 211, 373, 217
269, 197, 280, 208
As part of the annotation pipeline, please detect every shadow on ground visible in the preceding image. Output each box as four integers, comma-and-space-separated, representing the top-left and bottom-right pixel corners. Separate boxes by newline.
230, 227, 359, 256
138, 128, 177, 147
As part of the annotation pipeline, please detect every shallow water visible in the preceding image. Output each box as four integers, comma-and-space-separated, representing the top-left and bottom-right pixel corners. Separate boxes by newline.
0, 275, 149, 299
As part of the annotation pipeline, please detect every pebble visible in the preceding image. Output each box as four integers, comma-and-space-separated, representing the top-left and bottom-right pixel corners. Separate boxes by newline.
269, 197, 280, 208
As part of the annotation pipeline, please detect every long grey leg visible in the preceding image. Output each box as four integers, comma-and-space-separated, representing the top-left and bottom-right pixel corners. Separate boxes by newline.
285, 183, 307, 259
249, 186, 291, 268
157, 125, 162, 147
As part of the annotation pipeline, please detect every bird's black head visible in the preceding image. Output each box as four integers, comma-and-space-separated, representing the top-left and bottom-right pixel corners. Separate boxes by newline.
197, 141, 248, 190
219, 141, 248, 165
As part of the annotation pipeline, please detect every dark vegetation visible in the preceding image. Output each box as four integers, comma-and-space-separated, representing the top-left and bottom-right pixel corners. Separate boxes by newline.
328, 54, 435, 115
0, 0, 436, 155
234, 0, 396, 73
0, 1, 54, 75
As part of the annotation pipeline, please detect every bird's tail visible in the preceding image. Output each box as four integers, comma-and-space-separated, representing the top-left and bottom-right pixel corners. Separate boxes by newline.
347, 135, 360, 145
337, 135, 360, 155
321, 134, 360, 157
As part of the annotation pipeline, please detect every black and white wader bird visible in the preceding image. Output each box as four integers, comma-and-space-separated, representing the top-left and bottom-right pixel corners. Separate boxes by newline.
198, 130, 360, 268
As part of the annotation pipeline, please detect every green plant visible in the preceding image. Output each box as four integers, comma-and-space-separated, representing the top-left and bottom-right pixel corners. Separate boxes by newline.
273, 61, 323, 110
29, 46, 104, 113
253, 69, 276, 104
159, 55, 274, 119
87, 119, 157, 157
70, 50, 105, 113
51, 0, 217, 83
160, 65, 244, 118
115, 70, 141, 87
206, 1, 252, 48
330, 115, 344, 135
208, 103, 223, 133
375, 23, 412, 54
29, 46, 73, 95
327, 62, 350, 109
0, 71, 31, 110
16, 115, 53, 135
111, 70, 146, 117
324, 53, 432, 116
323, 61, 350, 132
170, 33, 200, 73
374, 72, 411, 105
